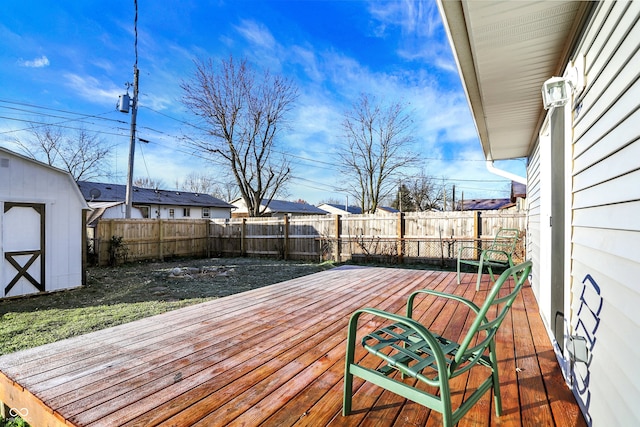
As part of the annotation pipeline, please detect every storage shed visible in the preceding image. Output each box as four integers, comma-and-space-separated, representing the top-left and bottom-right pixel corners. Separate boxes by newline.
0, 147, 88, 298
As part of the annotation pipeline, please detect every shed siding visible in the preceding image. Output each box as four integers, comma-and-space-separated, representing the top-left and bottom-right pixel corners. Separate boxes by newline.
568, 1, 640, 424
0, 150, 85, 298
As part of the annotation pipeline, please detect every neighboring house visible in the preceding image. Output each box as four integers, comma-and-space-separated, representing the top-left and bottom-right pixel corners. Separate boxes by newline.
458, 198, 511, 211
459, 181, 527, 211
375, 206, 399, 214
317, 203, 363, 215
78, 181, 233, 224
231, 198, 328, 218
0, 146, 88, 299
439, 1, 638, 424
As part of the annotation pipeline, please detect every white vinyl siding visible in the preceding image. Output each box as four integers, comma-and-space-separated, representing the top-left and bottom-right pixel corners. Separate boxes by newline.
567, 1, 640, 424
526, 142, 542, 300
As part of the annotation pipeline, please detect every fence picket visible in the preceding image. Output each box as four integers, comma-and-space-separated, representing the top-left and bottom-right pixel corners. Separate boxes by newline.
89, 212, 526, 266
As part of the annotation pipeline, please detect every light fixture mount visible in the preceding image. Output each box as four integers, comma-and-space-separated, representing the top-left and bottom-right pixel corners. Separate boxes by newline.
541, 76, 569, 110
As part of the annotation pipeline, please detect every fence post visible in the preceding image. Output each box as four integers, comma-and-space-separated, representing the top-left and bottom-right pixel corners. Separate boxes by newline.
474, 211, 482, 259
334, 214, 342, 262
283, 215, 290, 260
241, 218, 247, 256
206, 220, 211, 258
158, 219, 164, 261
397, 212, 405, 264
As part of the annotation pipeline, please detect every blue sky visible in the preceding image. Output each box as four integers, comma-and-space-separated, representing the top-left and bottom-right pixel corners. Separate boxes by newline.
0, 0, 525, 204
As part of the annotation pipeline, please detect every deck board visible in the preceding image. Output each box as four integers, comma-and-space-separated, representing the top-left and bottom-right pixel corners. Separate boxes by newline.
0, 266, 586, 427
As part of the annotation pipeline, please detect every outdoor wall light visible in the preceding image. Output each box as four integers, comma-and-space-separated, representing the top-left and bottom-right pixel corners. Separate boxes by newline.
541, 76, 569, 110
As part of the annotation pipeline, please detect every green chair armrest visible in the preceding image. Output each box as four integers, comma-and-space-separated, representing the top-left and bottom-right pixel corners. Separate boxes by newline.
346, 308, 450, 377
407, 289, 481, 317
457, 245, 482, 258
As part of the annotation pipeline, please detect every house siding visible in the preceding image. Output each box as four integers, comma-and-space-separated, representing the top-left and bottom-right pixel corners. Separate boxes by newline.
565, 1, 640, 424
526, 141, 543, 301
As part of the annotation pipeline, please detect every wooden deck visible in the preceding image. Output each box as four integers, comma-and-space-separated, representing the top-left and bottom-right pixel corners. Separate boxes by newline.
0, 266, 586, 427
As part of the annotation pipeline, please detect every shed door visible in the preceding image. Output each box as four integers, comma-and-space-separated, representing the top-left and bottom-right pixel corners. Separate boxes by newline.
2, 203, 45, 297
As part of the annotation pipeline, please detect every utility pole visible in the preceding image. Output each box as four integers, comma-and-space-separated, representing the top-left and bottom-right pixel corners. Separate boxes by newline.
452, 184, 456, 211
125, 66, 139, 218
125, 0, 139, 219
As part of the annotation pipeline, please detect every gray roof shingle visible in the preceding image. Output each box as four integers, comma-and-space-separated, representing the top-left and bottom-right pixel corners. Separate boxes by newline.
77, 181, 234, 208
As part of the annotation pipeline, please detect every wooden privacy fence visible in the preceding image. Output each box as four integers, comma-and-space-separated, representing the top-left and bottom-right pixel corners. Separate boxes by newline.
209, 211, 526, 265
90, 219, 210, 266
90, 211, 526, 266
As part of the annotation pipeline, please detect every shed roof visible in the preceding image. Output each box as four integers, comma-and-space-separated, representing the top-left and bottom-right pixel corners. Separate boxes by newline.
77, 181, 234, 208
0, 146, 88, 209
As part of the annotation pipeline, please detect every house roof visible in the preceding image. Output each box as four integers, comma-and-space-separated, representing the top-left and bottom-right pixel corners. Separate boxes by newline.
263, 199, 328, 215
77, 181, 234, 208
459, 198, 512, 211
231, 198, 329, 215
319, 204, 363, 215
437, 1, 594, 161
377, 206, 400, 214
85, 201, 126, 227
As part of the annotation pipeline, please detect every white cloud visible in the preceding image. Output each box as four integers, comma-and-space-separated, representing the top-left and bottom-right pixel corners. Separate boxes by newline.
19, 55, 50, 68
64, 73, 122, 105
234, 19, 277, 51
368, 0, 440, 39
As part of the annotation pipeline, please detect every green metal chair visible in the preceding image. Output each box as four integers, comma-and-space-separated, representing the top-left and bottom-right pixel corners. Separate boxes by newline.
343, 261, 532, 427
457, 228, 520, 291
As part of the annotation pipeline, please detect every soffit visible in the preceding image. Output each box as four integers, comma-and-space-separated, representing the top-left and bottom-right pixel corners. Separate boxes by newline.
438, 1, 589, 160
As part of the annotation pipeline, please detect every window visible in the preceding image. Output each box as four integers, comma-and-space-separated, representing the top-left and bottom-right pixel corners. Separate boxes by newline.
202, 208, 210, 218
139, 206, 150, 218
183, 207, 191, 217
169, 208, 175, 219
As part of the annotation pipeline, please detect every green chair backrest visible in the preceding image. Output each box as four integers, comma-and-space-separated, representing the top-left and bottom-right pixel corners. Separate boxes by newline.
485, 228, 520, 263
451, 260, 531, 374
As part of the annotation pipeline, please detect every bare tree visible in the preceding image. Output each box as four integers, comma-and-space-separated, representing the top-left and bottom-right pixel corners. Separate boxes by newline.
178, 172, 239, 201
15, 124, 112, 181
134, 177, 165, 189
178, 172, 216, 194
181, 56, 298, 216
338, 94, 418, 213
407, 171, 447, 211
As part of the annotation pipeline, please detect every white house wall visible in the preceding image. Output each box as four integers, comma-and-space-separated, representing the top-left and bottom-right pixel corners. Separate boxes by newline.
152, 205, 230, 219
526, 142, 542, 301
563, 1, 640, 425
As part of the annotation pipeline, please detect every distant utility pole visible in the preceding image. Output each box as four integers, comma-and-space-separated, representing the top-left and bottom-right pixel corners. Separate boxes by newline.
452, 184, 456, 211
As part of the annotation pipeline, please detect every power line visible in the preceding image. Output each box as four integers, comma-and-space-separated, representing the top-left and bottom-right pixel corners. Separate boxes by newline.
0, 99, 125, 123
0, 115, 129, 138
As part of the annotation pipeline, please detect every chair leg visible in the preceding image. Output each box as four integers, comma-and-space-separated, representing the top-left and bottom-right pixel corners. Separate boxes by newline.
457, 258, 462, 284
343, 369, 354, 415
476, 260, 484, 291
343, 316, 358, 416
489, 340, 502, 416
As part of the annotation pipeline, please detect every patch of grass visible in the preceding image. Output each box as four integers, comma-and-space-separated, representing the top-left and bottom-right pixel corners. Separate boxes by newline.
0, 415, 29, 427
0, 257, 334, 355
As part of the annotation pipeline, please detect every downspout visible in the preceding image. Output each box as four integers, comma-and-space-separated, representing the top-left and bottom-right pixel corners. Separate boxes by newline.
486, 160, 526, 185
